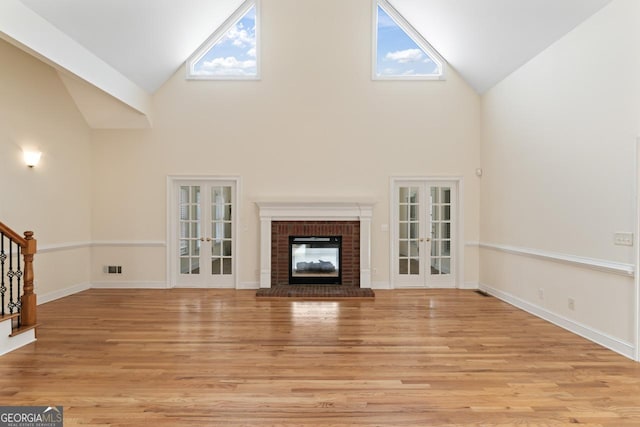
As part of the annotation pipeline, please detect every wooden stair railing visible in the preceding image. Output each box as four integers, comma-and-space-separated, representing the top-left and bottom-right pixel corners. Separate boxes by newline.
0, 221, 37, 330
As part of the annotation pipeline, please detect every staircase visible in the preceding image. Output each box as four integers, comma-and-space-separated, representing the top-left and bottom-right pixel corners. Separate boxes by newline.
0, 221, 38, 356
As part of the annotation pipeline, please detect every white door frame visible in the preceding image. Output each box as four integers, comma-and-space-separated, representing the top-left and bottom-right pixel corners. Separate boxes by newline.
635, 137, 640, 362
166, 175, 241, 289
389, 176, 464, 289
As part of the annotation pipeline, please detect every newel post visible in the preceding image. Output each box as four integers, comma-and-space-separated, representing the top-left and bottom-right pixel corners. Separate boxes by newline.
21, 231, 37, 326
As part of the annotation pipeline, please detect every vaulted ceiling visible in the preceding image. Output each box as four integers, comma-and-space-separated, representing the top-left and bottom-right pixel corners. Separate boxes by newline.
19, 0, 245, 94
0, 0, 612, 127
390, 0, 612, 93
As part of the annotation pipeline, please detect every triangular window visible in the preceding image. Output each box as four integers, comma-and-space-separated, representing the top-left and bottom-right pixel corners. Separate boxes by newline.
187, 0, 259, 80
374, 0, 444, 80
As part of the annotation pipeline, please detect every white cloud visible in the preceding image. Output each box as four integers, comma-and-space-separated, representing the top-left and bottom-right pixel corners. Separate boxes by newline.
223, 22, 255, 49
191, 8, 257, 77
196, 56, 256, 75
385, 49, 423, 64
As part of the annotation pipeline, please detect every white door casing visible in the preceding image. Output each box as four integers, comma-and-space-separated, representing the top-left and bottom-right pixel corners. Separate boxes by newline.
390, 177, 463, 288
167, 176, 240, 288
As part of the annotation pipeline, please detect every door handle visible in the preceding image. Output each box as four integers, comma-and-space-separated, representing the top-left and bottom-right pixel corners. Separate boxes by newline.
419, 238, 431, 242
199, 237, 212, 242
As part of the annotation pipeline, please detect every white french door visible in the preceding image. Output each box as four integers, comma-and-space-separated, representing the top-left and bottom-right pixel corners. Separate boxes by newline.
171, 178, 238, 288
392, 180, 458, 288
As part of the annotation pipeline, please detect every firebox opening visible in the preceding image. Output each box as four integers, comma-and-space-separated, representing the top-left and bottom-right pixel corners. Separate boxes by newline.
289, 236, 342, 285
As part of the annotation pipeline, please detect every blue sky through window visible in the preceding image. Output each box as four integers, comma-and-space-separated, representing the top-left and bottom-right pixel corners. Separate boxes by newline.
376, 5, 439, 77
192, 5, 257, 77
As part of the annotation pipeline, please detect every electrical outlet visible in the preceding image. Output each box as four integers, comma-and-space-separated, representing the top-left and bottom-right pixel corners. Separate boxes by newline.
568, 298, 575, 311
538, 288, 544, 300
614, 232, 634, 246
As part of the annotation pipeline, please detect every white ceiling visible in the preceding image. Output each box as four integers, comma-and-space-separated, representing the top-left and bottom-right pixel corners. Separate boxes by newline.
390, 0, 612, 93
17, 0, 612, 95
19, 0, 244, 94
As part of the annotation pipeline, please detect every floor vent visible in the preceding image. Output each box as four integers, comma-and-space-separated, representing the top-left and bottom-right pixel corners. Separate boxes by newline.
475, 289, 491, 297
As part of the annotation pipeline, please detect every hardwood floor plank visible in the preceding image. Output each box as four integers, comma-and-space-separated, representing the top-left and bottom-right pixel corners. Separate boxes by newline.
0, 289, 639, 426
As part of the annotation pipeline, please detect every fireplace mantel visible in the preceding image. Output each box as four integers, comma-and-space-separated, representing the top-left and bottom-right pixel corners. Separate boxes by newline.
257, 201, 374, 288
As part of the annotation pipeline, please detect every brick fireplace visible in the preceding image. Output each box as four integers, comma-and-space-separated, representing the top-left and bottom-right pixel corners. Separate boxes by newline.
257, 202, 374, 288
272, 221, 359, 286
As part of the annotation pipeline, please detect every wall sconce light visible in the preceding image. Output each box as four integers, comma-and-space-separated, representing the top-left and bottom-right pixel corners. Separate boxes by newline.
23, 150, 42, 168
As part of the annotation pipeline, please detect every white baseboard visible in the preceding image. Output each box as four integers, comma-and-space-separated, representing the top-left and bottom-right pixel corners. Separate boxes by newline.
38, 282, 92, 304
39, 281, 258, 301
172, 283, 236, 289
0, 319, 36, 357
372, 282, 478, 290
460, 281, 479, 289
479, 283, 635, 360
91, 281, 169, 289
371, 281, 392, 289
238, 282, 259, 289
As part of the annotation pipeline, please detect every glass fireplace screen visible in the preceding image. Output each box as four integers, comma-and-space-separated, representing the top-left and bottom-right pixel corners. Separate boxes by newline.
289, 236, 341, 284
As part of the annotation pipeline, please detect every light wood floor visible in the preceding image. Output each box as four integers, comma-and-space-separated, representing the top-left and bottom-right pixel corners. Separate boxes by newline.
2, 289, 640, 426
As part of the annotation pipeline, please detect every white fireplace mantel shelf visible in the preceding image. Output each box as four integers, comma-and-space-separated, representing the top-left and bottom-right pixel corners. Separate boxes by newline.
257, 201, 375, 288
257, 201, 374, 220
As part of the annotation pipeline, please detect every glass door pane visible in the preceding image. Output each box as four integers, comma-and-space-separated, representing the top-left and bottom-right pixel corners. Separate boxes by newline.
398, 186, 420, 276
179, 185, 201, 275
429, 186, 452, 276
211, 186, 233, 276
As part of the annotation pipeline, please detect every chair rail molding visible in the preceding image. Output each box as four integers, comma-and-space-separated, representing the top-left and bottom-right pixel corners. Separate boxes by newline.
479, 242, 634, 277
38, 241, 167, 253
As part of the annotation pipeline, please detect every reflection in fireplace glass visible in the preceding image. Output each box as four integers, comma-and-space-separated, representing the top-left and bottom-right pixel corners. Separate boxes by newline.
290, 236, 341, 284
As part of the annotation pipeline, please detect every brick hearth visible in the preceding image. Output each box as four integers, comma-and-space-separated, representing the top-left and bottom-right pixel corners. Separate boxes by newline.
271, 221, 360, 286
256, 284, 374, 298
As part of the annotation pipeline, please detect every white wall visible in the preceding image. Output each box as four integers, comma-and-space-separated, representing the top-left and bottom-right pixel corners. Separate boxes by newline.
0, 39, 92, 298
90, 0, 481, 288
480, 0, 640, 356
